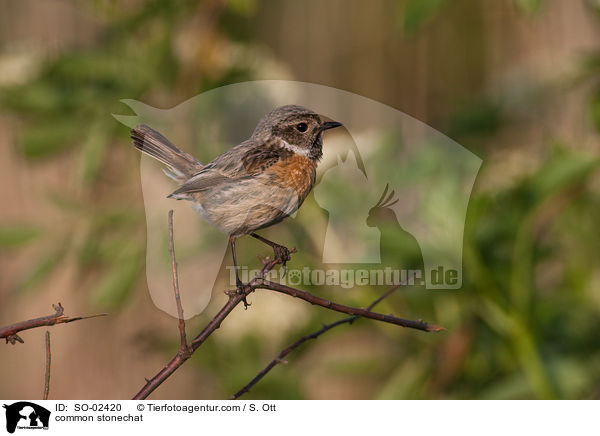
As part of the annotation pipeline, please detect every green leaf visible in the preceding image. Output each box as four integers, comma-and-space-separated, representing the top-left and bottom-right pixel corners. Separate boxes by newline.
227, 0, 255, 15
480, 373, 533, 399
402, 0, 447, 33
589, 90, 600, 132
91, 246, 144, 308
77, 230, 102, 270
45, 191, 85, 213
17, 119, 81, 159
1, 82, 69, 115
17, 247, 66, 292
0, 224, 41, 248
528, 148, 600, 202
77, 123, 110, 185
449, 98, 502, 138
513, 0, 546, 14
588, 0, 600, 18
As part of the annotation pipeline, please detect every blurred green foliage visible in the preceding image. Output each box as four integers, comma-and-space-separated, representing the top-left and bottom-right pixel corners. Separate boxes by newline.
1, 0, 255, 309
0, 224, 41, 248
513, 0, 547, 14
401, 0, 449, 33
1, 0, 599, 399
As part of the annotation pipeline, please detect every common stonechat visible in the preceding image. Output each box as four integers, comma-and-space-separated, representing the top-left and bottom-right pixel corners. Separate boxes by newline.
130, 105, 342, 304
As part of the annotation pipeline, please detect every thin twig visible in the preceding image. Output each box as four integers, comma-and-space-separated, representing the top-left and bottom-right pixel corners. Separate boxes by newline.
230, 280, 413, 399
230, 317, 354, 399
0, 303, 107, 345
43, 331, 51, 400
168, 210, 189, 353
257, 279, 443, 332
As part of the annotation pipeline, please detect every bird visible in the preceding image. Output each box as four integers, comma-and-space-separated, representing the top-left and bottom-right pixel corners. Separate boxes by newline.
130, 104, 342, 306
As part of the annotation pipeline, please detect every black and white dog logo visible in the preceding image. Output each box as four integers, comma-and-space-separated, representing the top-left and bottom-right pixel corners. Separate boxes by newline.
3, 402, 50, 433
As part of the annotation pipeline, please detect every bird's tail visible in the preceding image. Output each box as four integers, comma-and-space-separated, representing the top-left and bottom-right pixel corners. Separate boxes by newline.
130, 124, 202, 181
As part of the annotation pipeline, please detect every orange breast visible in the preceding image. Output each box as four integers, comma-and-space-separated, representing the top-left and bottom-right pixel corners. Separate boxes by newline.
267, 154, 317, 201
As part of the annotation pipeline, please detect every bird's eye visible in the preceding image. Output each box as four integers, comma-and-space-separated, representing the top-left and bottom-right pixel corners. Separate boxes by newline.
295, 122, 308, 133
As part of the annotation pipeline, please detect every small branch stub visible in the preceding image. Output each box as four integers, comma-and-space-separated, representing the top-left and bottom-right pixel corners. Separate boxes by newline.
43, 330, 51, 400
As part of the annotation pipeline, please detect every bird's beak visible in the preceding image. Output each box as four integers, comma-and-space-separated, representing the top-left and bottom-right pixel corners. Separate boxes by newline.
321, 121, 343, 131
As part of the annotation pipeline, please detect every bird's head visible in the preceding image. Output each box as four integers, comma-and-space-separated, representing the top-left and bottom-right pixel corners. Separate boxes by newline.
252, 105, 342, 161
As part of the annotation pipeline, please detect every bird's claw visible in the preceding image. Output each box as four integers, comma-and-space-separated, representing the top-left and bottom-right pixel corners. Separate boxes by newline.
272, 244, 292, 278
228, 281, 251, 309
272, 244, 291, 262
237, 283, 251, 309
242, 297, 251, 309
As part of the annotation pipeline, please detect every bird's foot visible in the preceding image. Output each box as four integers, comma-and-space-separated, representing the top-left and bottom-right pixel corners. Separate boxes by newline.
237, 281, 251, 309
272, 244, 295, 278
225, 281, 251, 309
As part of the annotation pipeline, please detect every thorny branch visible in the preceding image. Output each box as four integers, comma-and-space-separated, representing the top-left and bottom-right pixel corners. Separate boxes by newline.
132, 211, 444, 400
0, 303, 107, 345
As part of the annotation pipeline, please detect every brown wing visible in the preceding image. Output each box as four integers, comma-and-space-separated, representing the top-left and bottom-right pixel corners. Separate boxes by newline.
242, 145, 291, 175
169, 139, 290, 197
168, 170, 234, 198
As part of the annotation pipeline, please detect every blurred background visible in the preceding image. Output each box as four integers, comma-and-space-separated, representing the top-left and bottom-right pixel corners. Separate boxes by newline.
1, 0, 600, 399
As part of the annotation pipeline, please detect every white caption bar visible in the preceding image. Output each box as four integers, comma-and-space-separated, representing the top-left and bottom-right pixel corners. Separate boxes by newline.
0, 400, 594, 435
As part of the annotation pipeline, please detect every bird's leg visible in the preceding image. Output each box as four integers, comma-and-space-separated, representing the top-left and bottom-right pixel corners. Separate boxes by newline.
250, 233, 292, 277
230, 236, 250, 309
